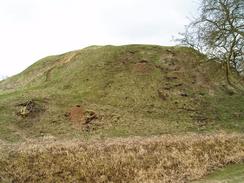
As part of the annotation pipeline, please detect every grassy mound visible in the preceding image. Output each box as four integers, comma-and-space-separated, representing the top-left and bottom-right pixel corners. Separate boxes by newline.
1, 45, 244, 182
0, 45, 244, 142
0, 133, 244, 183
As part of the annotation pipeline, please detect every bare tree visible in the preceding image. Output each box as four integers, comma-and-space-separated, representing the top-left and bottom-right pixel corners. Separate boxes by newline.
180, 0, 244, 84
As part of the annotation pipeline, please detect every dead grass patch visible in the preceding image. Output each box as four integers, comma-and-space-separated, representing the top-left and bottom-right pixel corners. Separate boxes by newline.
0, 133, 244, 183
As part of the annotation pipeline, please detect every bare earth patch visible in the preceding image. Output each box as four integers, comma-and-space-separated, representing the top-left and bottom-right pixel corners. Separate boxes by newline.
65, 105, 98, 130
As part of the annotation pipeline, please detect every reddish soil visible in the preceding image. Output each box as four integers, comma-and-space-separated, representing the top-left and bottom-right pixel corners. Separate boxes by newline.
66, 105, 98, 129
68, 105, 85, 127
133, 60, 154, 74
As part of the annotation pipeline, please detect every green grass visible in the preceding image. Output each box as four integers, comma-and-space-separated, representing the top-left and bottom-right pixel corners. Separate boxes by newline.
0, 44, 244, 142
1, 45, 244, 183
194, 163, 244, 183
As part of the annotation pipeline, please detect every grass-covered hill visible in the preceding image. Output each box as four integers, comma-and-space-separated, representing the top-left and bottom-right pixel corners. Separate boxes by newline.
1, 44, 244, 183
0, 44, 244, 142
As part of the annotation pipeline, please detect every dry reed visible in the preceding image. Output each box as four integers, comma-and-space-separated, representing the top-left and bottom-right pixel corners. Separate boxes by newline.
0, 133, 244, 183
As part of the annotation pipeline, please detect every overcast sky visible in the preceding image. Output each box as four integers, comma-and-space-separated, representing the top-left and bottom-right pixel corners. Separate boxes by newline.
0, 0, 199, 78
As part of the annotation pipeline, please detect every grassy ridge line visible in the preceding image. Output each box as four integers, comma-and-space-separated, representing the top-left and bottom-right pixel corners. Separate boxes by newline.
0, 133, 244, 183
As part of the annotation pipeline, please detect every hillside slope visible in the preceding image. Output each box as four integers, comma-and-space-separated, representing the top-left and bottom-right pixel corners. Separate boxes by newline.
0, 45, 243, 142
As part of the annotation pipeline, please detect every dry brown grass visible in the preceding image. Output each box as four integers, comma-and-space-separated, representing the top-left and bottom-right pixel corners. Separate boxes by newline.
0, 133, 244, 183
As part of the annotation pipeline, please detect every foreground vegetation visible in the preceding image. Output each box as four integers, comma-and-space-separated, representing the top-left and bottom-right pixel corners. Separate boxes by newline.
0, 133, 244, 183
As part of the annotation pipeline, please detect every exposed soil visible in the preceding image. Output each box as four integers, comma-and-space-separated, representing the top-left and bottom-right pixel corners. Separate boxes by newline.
45, 52, 79, 82
66, 105, 85, 127
133, 60, 154, 74
66, 105, 98, 130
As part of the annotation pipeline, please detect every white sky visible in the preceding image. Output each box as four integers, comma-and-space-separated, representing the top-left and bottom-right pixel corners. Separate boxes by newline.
0, 0, 199, 77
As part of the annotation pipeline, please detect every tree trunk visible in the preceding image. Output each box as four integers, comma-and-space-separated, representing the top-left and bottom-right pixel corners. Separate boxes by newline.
225, 60, 231, 85
225, 34, 237, 85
